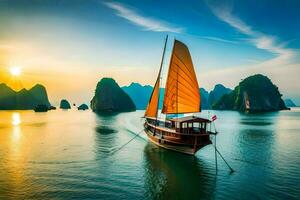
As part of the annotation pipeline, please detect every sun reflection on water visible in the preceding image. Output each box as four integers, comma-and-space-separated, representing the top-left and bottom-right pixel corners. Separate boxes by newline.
12, 112, 21, 126
11, 112, 21, 141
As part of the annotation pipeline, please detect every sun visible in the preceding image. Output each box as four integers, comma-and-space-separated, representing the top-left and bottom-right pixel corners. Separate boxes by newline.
9, 67, 22, 77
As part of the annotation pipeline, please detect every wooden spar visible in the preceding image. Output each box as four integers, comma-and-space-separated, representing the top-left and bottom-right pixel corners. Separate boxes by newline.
155, 35, 168, 130
209, 111, 218, 172
156, 35, 168, 120
176, 42, 179, 119
215, 129, 218, 172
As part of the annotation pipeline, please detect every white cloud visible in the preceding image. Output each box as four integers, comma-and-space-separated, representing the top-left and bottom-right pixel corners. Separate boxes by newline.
197, 36, 239, 44
200, 2, 300, 102
207, 2, 296, 67
103, 1, 183, 33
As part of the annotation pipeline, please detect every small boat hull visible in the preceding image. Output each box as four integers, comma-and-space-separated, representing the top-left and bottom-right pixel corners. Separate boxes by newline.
144, 128, 212, 155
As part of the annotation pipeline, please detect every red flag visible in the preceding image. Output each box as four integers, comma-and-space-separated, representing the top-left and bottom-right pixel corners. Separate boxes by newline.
212, 115, 217, 121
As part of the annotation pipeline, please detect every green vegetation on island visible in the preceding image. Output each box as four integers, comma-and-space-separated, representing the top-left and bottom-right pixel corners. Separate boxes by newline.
91, 78, 136, 112
213, 74, 287, 112
0, 83, 51, 110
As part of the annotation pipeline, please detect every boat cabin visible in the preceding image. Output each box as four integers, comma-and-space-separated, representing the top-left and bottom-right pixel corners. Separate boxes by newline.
169, 116, 211, 134
146, 116, 211, 135
145, 117, 173, 129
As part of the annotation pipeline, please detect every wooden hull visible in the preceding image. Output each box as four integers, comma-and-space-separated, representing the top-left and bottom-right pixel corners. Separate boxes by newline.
144, 125, 212, 155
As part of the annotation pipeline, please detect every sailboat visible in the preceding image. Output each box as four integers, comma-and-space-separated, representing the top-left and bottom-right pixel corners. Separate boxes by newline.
144, 36, 217, 155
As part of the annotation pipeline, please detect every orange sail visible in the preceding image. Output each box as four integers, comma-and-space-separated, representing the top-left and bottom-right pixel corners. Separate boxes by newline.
162, 40, 200, 114
144, 76, 160, 118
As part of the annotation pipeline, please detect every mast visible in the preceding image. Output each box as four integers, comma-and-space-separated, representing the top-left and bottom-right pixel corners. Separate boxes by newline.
164, 39, 175, 120
177, 52, 179, 118
156, 35, 168, 121
144, 35, 168, 118
176, 38, 178, 118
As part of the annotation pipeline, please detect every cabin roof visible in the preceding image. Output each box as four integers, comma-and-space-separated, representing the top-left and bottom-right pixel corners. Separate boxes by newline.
145, 116, 171, 122
168, 116, 211, 123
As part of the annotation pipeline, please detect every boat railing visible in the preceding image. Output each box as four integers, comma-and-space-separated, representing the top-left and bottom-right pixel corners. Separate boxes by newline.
145, 121, 217, 136
179, 127, 207, 135
146, 119, 172, 129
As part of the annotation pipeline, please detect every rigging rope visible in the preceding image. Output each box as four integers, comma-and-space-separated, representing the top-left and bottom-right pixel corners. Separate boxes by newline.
212, 120, 235, 174
109, 129, 145, 156
213, 143, 235, 174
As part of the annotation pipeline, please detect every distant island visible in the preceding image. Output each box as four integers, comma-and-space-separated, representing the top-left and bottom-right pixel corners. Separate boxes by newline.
78, 104, 89, 110
0, 74, 294, 113
91, 78, 136, 112
213, 74, 288, 112
121, 74, 292, 112
0, 83, 51, 110
60, 99, 71, 109
200, 84, 232, 109
284, 99, 296, 108
122, 83, 153, 110
122, 82, 231, 110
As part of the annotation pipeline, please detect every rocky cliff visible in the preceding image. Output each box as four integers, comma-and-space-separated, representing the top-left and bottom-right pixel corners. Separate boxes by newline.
213, 74, 287, 112
60, 99, 71, 109
91, 78, 136, 112
0, 83, 51, 110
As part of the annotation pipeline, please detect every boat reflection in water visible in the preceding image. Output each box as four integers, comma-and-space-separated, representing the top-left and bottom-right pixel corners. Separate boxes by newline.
143, 143, 216, 199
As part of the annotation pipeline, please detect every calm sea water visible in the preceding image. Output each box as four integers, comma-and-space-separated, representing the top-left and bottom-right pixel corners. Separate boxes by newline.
0, 109, 299, 199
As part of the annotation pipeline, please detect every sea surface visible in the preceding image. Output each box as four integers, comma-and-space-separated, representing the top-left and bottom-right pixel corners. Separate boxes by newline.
0, 109, 299, 199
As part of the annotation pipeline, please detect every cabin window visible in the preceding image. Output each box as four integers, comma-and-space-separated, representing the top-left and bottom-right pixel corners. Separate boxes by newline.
188, 123, 193, 128
182, 123, 187, 128
165, 122, 171, 128
176, 122, 180, 128
193, 123, 200, 128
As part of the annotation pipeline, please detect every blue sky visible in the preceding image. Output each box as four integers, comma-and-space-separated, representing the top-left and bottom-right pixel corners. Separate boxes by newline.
0, 0, 299, 104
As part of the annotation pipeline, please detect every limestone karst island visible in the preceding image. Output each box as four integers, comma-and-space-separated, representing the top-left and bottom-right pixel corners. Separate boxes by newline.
90, 78, 136, 113
0, 1, 299, 199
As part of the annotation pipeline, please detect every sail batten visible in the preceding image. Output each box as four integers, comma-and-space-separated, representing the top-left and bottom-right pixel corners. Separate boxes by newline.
165, 87, 199, 102
169, 68, 199, 91
162, 40, 200, 114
